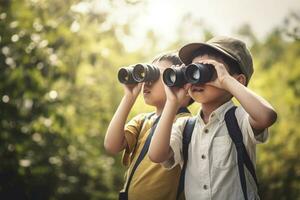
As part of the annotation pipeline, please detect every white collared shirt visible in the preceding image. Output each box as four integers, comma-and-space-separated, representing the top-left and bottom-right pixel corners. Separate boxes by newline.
163, 101, 268, 200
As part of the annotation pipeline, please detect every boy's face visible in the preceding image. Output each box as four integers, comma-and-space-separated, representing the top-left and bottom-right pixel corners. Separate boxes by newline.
188, 54, 231, 104
142, 60, 170, 107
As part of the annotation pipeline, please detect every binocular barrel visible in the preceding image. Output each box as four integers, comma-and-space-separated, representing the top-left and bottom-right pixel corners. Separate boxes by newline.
163, 67, 187, 87
185, 63, 214, 84
118, 66, 136, 84
118, 64, 160, 84
132, 64, 160, 83
163, 63, 214, 87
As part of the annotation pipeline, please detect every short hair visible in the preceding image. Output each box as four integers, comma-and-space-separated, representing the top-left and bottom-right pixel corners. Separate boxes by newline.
191, 48, 242, 76
152, 52, 183, 66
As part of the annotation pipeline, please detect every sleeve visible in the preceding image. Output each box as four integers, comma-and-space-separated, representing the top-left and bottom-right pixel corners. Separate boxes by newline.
235, 106, 269, 145
162, 116, 189, 169
122, 113, 147, 166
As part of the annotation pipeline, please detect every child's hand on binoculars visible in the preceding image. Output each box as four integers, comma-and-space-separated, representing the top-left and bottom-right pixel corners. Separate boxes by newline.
123, 83, 142, 99
164, 83, 191, 108
201, 59, 231, 89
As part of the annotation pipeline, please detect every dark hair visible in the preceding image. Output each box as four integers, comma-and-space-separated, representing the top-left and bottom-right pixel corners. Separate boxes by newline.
152, 52, 194, 106
152, 52, 183, 66
191, 48, 242, 76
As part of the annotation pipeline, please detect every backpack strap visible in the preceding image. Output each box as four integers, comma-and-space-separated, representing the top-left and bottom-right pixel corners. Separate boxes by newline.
224, 106, 259, 200
130, 113, 155, 158
176, 117, 197, 200
120, 107, 190, 200
122, 112, 155, 167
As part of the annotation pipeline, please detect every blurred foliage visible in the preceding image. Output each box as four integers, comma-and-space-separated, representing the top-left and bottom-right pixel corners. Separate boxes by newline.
0, 0, 299, 200
235, 12, 300, 199
251, 22, 300, 200
0, 0, 147, 199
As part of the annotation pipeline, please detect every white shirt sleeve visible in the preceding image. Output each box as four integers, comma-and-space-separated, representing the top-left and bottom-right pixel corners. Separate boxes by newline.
235, 106, 269, 164
236, 106, 269, 145
162, 117, 189, 169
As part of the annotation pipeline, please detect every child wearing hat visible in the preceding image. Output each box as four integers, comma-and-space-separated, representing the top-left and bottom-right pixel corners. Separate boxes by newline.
149, 36, 277, 200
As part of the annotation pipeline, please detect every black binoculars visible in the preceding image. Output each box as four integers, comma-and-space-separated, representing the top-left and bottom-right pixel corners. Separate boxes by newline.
118, 64, 160, 84
163, 63, 215, 87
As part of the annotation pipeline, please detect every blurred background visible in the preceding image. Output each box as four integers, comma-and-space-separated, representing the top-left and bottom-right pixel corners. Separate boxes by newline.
0, 0, 299, 199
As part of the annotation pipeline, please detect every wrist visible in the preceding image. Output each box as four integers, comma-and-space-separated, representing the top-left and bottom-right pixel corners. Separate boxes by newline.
165, 100, 181, 110
123, 94, 137, 104
221, 76, 237, 90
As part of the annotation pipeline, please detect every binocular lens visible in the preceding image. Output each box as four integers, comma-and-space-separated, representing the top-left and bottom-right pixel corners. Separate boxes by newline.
132, 64, 160, 83
185, 63, 214, 84
185, 65, 200, 83
120, 70, 129, 81
118, 63, 160, 84
118, 68, 137, 84
133, 64, 146, 82
192, 69, 200, 80
163, 68, 177, 86
163, 67, 187, 87
163, 63, 214, 87
169, 72, 176, 83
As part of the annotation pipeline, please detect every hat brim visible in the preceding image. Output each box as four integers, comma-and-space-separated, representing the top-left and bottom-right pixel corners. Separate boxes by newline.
179, 42, 237, 65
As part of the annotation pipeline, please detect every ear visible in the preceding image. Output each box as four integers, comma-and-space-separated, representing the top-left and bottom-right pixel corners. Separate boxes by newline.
233, 74, 247, 86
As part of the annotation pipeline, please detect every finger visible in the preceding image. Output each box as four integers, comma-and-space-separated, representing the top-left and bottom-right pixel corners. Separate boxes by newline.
164, 84, 174, 95
183, 83, 192, 90
181, 83, 191, 95
206, 81, 221, 89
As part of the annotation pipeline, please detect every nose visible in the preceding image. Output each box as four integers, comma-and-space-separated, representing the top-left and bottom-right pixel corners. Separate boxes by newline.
144, 81, 153, 87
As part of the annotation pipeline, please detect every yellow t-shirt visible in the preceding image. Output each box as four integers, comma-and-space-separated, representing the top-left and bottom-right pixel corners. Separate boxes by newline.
121, 111, 191, 200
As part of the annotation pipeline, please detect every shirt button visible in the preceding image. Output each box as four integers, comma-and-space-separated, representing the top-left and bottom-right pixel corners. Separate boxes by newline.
203, 184, 208, 190
204, 129, 209, 134
201, 154, 206, 159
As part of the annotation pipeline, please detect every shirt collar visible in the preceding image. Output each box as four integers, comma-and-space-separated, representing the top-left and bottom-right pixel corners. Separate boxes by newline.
197, 100, 235, 124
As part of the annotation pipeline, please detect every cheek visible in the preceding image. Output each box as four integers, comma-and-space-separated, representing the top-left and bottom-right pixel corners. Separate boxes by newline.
206, 85, 226, 96
146, 79, 166, 98
152, 80, 166, 96
187, 86, 224, 102
188, 89, 199, 101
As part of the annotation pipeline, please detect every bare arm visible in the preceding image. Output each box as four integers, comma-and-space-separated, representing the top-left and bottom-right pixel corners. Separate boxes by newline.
223, 76, 277, 134
104, 83, 142, 155
148, 84, 190, 163
148, 101, 178, 163
205, 59, 277, 134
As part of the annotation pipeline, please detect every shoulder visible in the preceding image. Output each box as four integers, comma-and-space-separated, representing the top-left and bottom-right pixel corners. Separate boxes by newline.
130, 112, 152, 121
224, 105, 249, 129
234, 106, 248, 118
231, 105, 269, 144
126, 112, 152, 128
174, 115, 191, 124
172, 115, 195, 134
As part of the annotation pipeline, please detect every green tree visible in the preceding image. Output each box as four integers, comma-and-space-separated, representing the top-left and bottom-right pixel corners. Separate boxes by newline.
237, 13, 300, 199
0, 0, 147, 199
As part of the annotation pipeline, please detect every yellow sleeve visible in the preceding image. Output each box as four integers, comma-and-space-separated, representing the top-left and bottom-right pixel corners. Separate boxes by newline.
175, 111, 192, 120
122, 113, 147, 166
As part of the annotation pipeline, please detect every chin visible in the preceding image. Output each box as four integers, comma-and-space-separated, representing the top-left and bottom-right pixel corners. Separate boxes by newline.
143, 96, 154, 106
193, 98, 208, 104
191, 94, 214, 104
190, 92, 204, 101
144, 99, 165, 108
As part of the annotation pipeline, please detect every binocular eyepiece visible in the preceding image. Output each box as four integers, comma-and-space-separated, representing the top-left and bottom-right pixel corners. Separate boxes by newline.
118, 64, 160, 84
163, 63, 215, 87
